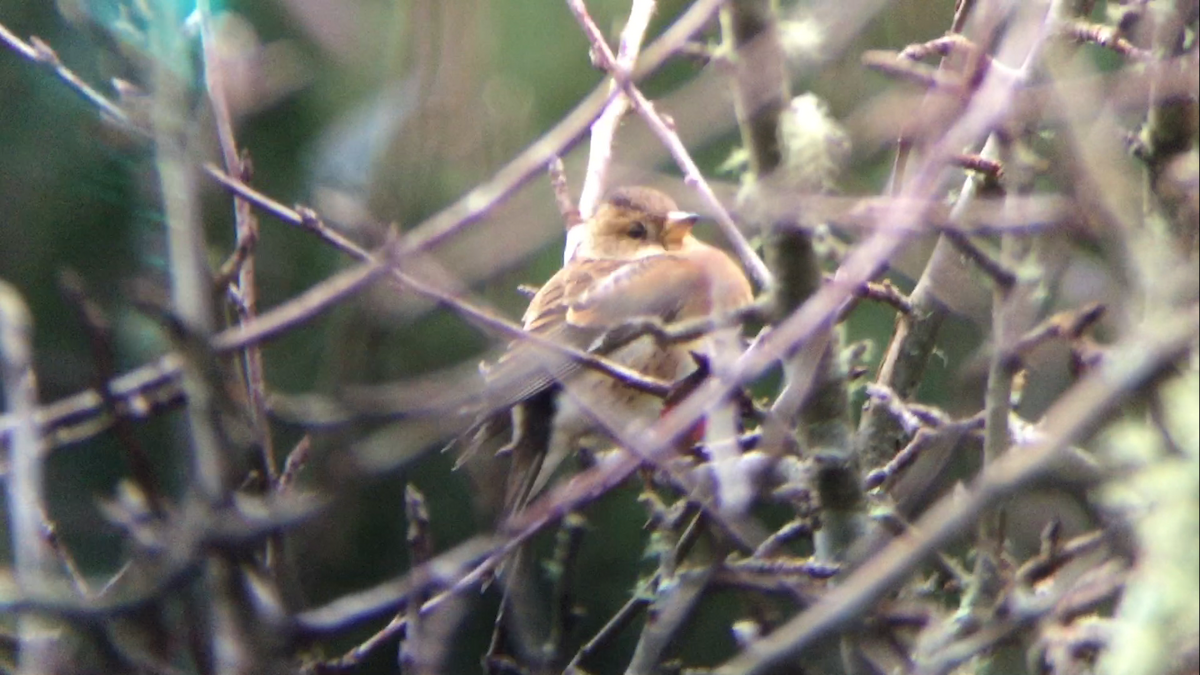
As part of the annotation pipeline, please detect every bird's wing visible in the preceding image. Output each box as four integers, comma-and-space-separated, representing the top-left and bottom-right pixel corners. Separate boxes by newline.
570, 246, 754, 379
479, 255, 709, 411
521, 258, 628, 336
565, 253, 713, 329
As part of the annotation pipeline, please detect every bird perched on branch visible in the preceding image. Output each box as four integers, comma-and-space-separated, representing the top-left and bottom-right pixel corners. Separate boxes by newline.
465, 186, 756, 517
462, 186, 756, 670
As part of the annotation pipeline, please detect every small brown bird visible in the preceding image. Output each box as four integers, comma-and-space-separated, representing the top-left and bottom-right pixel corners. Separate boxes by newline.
469, 186, 755, 514
470, 186, 755, 667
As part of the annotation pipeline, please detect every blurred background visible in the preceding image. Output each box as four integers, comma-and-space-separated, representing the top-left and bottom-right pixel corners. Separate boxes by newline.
0, 0, 1145, 672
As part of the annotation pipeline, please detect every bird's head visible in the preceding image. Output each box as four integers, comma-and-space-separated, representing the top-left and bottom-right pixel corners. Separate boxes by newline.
575, 186, 699, 260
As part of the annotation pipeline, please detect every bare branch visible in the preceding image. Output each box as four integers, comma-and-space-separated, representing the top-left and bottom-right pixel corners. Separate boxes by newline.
574, 0, 657, 230
565, 0, 774, 290
0, 25, 133, 128
197, 0, 275, 484
716, 308, 1198, 675
546, 156, 581, 229
0, 281, 64, 671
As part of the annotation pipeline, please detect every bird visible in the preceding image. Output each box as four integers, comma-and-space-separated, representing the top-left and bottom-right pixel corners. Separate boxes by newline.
465, 185, 756, 517
463, 186, 756, 669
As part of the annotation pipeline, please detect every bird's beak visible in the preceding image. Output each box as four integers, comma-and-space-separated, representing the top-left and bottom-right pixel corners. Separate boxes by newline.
664, 211, 699, 248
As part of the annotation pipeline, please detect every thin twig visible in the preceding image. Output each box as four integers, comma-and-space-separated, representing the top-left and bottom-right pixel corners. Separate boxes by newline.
847, 278, 914, 315
747, 192, 1080, 237
943, 231, 1018, 289
752, 518, 815, 559
960, 126, 1027, 654
40, 520, 91, 598
544, 512, 588, 664
1016, 529, 1107, 587
386, 0, 730, 260
565, 590, 651, 673
574, 0, 657, 225
58, 270, 167, 516
547, 156, 581, 228
855, 134, 1007, 472
0, 1, 727, 272
873, 511, 971, 591
208, 165, 673, 399
564, 0, 774, 290
863, 383, 953, 436
587, 297, 771, 355
0, 177, 670, 456
0, 24, 132, 127
0, 281, 61, 672
863, 414, 984, 491
397, 483, 434, 674
952, 153, 1004, 178
0, 242, 393, 454
294, 304, 1195, 645
276, 435, 311, 493
715, 309, 1198, 675
861, 50, 968, 91
725, 556, 840, 579
197, 0, 275, 484
315, 614, 406, 673
899, 34, 981, 63
1009, 303, 1105, 362
1059, 20, 1151, 61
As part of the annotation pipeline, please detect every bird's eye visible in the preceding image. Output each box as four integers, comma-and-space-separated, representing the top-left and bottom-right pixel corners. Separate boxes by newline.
627, 221, 648, 239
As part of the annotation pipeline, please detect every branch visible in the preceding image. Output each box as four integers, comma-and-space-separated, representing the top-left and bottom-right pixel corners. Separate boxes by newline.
0, 255, 392, 457
863, 414, 984, 492
395, 0, 730, 259
573, 0, 657, 234
197, 0, 275, 484
720, 0, 859, 574
0, 0, 727, 269
855, 136, 1002, 473
565, 0, 774, 290
206, 165, 677, 401
1058, 20, 1151, 61
852, 1, 1046, 475
586, 297, 772, 356
0, 281, 64, 671
0, 24, 132, 127
943, 230, 1018, 289
546, 156, 581, 228
715, 308, 1198, 675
